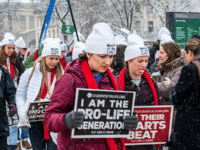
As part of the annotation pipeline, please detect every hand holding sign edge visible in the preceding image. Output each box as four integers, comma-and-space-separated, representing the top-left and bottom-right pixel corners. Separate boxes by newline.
124, 111, 138, 131
64, 111, 84, 129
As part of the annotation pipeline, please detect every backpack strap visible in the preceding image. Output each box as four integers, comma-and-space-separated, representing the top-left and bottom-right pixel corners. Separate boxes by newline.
192, 60, 200, 79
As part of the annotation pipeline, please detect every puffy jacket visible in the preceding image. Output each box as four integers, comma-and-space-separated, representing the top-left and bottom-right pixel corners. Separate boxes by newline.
0, 65, 16, 136
156, 56, 185, 101
44, 59, 123, 150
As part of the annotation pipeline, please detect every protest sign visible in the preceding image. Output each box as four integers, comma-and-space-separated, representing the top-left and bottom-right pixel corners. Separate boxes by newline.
8, 114, 19, 126
27, 101, 50, 122
72, 88, 136, 138
125, 106, 173, 145
109, 24, 129, 40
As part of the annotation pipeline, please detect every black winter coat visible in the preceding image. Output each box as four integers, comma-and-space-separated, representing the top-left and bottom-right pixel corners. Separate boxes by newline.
171, 59, 200, 150
124, 71, 160, 150
147, 43, 159, 69
0, 65, 16, 136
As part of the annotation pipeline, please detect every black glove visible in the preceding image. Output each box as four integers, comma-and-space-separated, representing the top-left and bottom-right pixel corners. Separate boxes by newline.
8, 105, 17, 117
64, 111, 84, 129
165, 132, 176, 147
124, 111, 138, 130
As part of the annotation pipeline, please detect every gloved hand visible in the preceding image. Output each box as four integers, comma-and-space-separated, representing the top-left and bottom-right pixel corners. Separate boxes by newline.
163, 77, 171, 86
124, 111, 138, 130
165, 132, 176, 147
64, 111, 84, 129
8, 105, 17, 117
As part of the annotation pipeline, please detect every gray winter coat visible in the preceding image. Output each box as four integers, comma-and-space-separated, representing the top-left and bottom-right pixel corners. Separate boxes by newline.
156, 56, 185, 102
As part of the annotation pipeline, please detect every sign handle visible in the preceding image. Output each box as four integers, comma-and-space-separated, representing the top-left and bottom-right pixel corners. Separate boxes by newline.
66, 0, 79, 42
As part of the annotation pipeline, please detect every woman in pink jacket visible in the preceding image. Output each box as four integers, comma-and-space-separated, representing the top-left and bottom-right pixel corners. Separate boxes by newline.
44, 23, 138, 150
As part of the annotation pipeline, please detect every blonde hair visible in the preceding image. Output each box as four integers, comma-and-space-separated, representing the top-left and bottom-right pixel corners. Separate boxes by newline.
28, 57, 63, 99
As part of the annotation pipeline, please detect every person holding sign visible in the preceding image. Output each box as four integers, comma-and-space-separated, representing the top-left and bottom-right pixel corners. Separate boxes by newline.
16, 38, 63, 150
171, 38, 200, 150
44, 23, 138, 150
118, 34, 160, 150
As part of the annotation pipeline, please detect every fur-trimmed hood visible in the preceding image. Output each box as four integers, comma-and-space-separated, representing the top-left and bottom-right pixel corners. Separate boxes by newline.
165, 54, 186, 71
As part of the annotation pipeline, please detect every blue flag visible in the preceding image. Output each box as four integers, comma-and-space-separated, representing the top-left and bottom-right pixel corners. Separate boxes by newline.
38, 0, 56, 48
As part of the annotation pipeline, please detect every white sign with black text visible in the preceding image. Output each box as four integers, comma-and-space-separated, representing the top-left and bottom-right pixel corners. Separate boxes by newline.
71, 88, 136, 138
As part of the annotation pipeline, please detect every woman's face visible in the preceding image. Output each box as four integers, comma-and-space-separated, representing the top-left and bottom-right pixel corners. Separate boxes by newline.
128, 56, 149, 78
87, 53, 114, 73
158, 46, 169, 64
45, 55, 60, 70
4, 44, 15, 57
184, 50, 194, 63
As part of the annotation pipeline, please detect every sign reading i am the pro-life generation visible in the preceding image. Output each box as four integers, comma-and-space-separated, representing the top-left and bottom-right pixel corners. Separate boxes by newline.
125, 106, 174, 145
72, 88, 136, 138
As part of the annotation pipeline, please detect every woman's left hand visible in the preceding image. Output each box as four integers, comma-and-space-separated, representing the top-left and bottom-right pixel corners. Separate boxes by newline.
163, 77, 171, 86
124, 111, 138, 131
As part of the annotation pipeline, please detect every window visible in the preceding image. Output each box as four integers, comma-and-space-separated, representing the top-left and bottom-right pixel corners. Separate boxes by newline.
166, 5, 169, 10
49, 30, 51, 38
8, 15, 12, 30
57, 29, 59, 37
20, 15, 26, 30
37, 33, 39, 40
148, 21, 154, 32
29, 16, 35, 29
135, 4, 140, 12
53, 29, 55, 38
136, 21, 141, 32
147, 5, 153, 13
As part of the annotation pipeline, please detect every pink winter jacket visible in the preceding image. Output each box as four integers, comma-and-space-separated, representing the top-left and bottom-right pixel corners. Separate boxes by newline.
44, 59, 123, 150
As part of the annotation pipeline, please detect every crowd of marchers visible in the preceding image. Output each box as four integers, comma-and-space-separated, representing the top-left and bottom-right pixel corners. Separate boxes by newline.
0, 22, 200, 150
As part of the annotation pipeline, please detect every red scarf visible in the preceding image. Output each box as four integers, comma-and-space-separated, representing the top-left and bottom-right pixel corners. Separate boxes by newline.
42, 69, 55, 140
34, 49, 39, 61
60, 57, 67, 70
118, 67, 161, 148
6, 59, 15, 79
81, 60, 126, 150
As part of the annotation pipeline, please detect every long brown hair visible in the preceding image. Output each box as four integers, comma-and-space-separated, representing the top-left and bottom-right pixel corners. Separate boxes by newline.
28, 57, 63, 99
0, 45, 19, 78
157, 42, 181, 75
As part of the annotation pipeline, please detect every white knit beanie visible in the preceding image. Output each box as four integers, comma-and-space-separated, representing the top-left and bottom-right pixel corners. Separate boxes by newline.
41, 38, 61, 57
85, 23, 116, 55
160, 34, 174, 45
125, 34, 149, 62
60, 41, 68, 52
72, 42, 85, 60
114, 35, 127, 45
1, 32, 15, 46
120, 28, 132, 35
0, 42, 2, 47
73, 32, 85, 44
158, 27, 171, 40
15, 37, 26, 48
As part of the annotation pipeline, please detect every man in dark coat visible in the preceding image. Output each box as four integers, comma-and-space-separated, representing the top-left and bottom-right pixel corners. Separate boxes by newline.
0, 65, 17, 149
147, 42, 160, 70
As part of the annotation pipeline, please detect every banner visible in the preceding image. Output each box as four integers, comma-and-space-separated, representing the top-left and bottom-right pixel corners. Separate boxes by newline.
72, 88, 136, 138
61, 24, 75, 34
125, 106, 173, 145
38, 0, 56, 48
27, 101, 50, 122
109, 24, 129, 41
